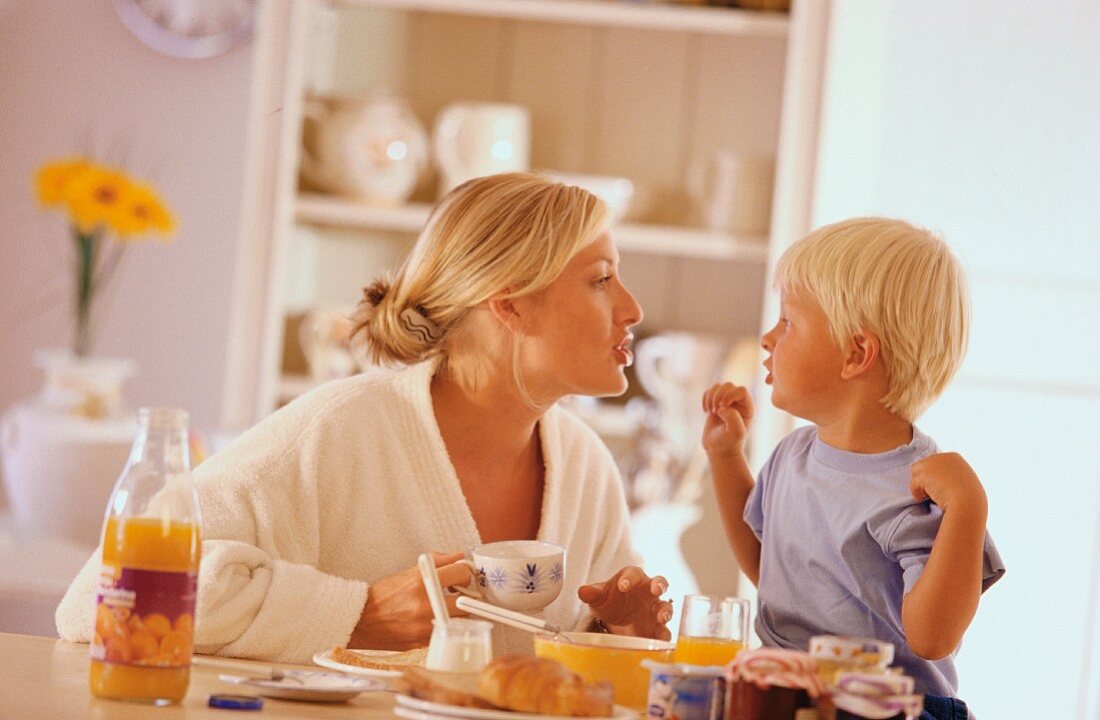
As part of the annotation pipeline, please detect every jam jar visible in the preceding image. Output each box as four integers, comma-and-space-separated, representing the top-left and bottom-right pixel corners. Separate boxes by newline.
827, 673, 923, 720
725, 648, 824, 720
808, 636, 894, 686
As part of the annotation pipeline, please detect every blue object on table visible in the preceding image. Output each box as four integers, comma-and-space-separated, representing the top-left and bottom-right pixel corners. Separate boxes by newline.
209, 694, 264, 710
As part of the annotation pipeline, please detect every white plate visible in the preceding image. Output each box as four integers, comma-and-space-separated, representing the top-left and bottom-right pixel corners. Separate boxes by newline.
395, 692, 638, 720
217, 669, 385, 702
313, 649, 412, 679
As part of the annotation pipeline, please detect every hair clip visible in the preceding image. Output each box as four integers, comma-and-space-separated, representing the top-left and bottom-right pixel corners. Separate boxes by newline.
400, 306, 443, 344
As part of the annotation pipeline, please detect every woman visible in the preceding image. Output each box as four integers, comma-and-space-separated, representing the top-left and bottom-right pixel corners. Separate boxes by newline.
57, 173, 672, 663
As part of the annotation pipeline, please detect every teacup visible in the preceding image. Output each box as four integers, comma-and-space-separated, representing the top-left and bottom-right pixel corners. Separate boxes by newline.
455, 540, 565, 613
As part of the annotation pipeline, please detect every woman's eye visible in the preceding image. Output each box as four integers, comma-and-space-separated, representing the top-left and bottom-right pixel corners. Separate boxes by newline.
596, 275, 612, 288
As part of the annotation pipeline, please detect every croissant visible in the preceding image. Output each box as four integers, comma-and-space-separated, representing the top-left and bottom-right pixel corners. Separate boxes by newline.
477, 655, 614, 717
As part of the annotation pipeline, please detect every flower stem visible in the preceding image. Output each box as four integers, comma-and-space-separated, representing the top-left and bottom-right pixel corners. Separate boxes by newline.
75, 230, 97, 357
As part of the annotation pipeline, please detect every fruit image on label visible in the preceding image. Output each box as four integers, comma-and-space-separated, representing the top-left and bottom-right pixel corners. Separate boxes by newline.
92, 565, 197, 668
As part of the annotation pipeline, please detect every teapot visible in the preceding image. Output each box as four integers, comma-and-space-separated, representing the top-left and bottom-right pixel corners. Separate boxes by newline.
300, 92, 427, 205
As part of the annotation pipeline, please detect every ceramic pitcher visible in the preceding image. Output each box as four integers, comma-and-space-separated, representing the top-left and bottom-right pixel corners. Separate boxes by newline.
433, 102, 530, 195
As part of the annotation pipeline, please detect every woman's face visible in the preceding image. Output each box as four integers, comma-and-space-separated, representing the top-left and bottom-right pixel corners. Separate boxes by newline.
515, 233, 643, 400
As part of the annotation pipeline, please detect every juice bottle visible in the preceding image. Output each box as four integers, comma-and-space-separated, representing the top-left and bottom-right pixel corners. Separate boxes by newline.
89, 407, 202, 705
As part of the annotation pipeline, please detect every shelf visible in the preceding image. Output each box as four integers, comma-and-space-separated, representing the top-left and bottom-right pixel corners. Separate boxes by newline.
334, 0, 789, 38
296, 193, 769, 262
296, 195, 434, 233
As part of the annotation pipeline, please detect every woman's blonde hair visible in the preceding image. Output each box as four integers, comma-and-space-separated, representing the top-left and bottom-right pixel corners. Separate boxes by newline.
350, 172, 608, 391
774, 217, 970, 422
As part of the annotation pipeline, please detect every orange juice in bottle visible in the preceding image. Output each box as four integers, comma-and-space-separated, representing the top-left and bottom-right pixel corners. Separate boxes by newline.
90, 407, 202, 705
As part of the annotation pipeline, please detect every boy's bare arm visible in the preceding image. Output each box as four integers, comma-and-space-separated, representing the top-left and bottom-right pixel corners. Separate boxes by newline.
901, 452, 989, 660
702, 383, 762, 585
708, 448, 761, 584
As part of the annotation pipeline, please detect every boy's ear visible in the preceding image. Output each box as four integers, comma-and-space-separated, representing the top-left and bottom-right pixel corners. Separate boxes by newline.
841, 329, 880, 380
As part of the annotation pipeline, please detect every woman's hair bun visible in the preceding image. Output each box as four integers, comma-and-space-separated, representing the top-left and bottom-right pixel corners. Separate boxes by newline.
363, 279, 389, 308
350, 277, 441, 367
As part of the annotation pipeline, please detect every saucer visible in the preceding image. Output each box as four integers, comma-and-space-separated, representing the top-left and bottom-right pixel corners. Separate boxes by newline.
217, 669, 385, 702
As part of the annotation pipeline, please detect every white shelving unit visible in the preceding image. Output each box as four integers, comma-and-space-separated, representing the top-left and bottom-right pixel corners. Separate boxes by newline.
227, 0, 831, 435
295, 192, 770, 262
334, 0, 790, 36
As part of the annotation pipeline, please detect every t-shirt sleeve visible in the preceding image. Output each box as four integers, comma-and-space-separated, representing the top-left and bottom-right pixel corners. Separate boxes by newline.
882, 502, 1007, 595
743, 451, 777, 541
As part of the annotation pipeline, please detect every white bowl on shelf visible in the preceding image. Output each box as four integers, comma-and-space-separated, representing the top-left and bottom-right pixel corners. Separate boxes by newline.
541, 171, 635, 225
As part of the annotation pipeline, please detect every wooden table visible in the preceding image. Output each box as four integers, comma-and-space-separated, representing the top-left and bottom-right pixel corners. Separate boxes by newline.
0, 633, 397, 719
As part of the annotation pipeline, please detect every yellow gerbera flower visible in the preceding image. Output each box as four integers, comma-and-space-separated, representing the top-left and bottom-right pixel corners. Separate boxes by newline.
34, 159, 90, 207
63, 165, 132, 234
113, 183, 176, 240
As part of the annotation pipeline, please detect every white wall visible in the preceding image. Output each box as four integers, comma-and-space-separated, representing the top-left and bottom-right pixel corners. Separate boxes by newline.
0, 0, 252, 438
816, 2, 1100, 717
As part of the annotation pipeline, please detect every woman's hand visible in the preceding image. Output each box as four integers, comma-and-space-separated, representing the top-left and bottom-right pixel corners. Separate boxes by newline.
702, 382, 754, 458
348, 552, 472, 650
577, 566, 673, 640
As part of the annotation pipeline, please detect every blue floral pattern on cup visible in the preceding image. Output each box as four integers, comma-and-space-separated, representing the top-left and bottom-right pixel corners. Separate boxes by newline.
486, 566, 508, 589
476, 562, 562, 595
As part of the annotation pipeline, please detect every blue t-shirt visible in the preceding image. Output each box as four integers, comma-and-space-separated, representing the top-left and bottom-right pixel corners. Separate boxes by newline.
744, 425, 1005, 697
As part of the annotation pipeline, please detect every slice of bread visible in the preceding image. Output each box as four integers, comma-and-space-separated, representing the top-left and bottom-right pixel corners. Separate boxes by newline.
331, 645, 428, 670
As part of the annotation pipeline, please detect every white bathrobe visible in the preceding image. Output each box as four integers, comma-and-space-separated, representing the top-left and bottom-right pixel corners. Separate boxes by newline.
56, 360, 641, 663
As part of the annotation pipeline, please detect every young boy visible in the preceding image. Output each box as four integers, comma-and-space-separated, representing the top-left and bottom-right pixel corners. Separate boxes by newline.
703, 218, 1004, 720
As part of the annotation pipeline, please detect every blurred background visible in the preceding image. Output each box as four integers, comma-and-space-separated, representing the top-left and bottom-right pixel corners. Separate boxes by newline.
0, 1, 1097, 717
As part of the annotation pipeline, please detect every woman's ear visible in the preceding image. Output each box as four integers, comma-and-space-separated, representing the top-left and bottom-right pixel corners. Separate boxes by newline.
840, 330, 880, 380
487, 294, 525, 335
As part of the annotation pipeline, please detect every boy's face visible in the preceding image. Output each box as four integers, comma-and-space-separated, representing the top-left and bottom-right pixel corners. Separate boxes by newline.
761, 287, 847, 422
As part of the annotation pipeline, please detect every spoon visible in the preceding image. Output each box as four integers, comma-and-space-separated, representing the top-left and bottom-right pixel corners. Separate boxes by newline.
455, 596, 573, 644
417, 553, 451, 627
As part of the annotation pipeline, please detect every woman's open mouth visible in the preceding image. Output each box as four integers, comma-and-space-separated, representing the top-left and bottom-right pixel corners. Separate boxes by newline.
613, 335, 634, 366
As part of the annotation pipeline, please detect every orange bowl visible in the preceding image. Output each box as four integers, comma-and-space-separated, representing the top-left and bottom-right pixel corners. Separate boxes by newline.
533, 631, 674, 710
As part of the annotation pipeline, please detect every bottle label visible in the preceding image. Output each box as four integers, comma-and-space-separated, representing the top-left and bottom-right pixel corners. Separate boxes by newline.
91, 564, 197, 668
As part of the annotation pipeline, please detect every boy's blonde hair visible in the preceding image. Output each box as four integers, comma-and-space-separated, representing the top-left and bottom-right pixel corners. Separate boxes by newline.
350, 172, 608, 392
774, 217, 969, 422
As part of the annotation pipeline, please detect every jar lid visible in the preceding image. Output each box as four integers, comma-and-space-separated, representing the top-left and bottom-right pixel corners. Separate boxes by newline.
208, 694, 264, 710
809, 635, 894, 667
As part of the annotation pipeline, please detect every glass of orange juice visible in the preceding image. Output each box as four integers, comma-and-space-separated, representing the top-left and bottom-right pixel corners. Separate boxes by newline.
674, 594, 749, 666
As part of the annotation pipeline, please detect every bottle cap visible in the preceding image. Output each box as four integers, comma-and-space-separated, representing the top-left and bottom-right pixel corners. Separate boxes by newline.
208, 694, 264, 710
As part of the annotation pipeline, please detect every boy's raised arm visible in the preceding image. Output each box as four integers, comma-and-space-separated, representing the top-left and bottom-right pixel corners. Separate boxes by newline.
900, 452, 989, 659
702, 383, 762, 585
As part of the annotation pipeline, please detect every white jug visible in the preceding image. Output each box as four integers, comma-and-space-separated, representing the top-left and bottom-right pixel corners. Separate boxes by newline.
686, 151, 775, 235
300, 93, 428, 205
433, 102, 530, 195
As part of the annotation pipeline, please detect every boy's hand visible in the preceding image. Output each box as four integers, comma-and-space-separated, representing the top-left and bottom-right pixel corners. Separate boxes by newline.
910, 452, 988, 516
702, 382, 754, 457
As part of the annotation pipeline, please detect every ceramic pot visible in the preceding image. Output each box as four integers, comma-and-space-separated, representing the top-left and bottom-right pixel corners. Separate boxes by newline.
0, 350, 137, 546
300, 92, 428, 205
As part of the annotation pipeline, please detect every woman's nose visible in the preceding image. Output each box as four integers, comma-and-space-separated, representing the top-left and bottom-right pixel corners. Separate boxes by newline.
618, 282, 644, 327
